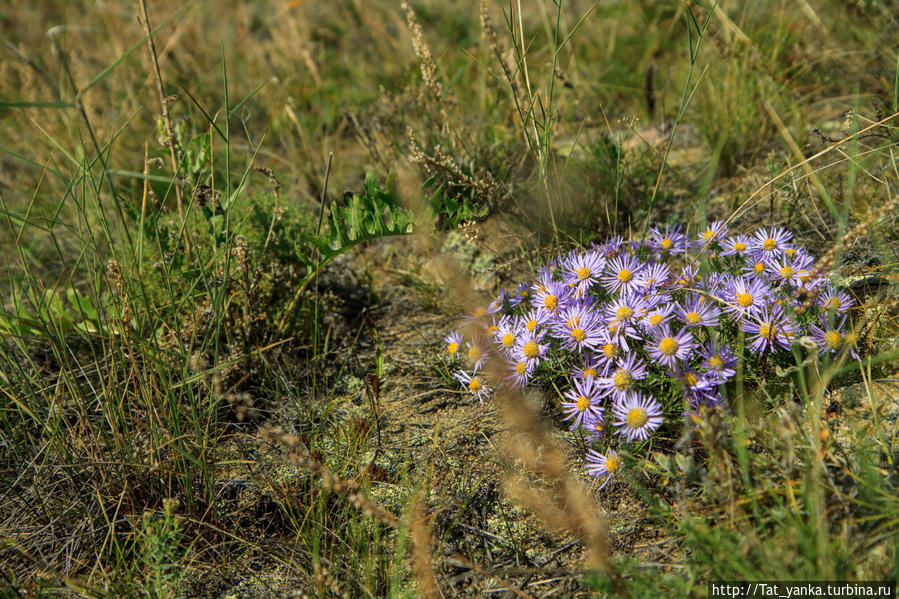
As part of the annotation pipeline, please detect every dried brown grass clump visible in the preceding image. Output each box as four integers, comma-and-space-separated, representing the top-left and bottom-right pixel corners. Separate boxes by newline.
498, 389, 610, 572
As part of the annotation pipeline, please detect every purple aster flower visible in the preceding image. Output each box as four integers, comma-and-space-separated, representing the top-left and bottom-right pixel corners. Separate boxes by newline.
493, 315, 520, 356
598, 353, 648, 400
444, 332, 462, 358
561, 375, 606, 430
816, 286, 854, 314
595, 329, 623, 369
464, 337, 492, 372
513, 330, 548, 366
570, 352, 604, 380
562, 249, 606, 296
602, 254, 645, 295
749, 226, 793, 258
582, 412, 607, 441
669, 365, 719, 404
598, 235, 627, 258
646, 324, 694, 368
531, 278, 571, 315
638, 262, 672, 294
672, 264, 701, 289
553, 302, 604, 352
740, 304, 798, 353
518, 309, 552, 336
694, 220, 729, 248
509, 281, 531, 307
585, 448, 623, 490
502, 358, 536, 389
612, 392, 664, 442
765, 251, 814, 288
720, 234, 751, 257
676, 293, 721, 328
605, 292, 649, 328
810, 316, 860, 360
698, 340, 737, 381
641, 301, 677, 331
454, 369, 491, 403
722, 275, 769, 319
649, 224, 688, 257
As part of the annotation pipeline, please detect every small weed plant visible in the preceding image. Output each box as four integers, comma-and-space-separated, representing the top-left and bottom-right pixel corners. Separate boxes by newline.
446, 222, 860, 486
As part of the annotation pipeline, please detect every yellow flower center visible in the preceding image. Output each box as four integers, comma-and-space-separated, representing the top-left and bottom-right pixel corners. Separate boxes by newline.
734, 242, 746, 252
617, 269, 633, 283
571, 328, 586, 343
737, 292, 754, 308
469, 377, 482, 392
606, 455, 622, 473
779, 266, 794, 279
576, 395, 590, 412
686, 311, 702, 324
526, 318, 537, 332
584, 367, 597, 378
544, 294, 558, 311
488, 324, 499, 333
616, 306, 634, 321
515, 361, 527, 375
577, 266, 591, 281
703, 229, 715, 240
523, 340, 539, 359
594, 421, 604, 432
649, 313, 663, 326
785, 248, 796, 257
660, 238, 673, 250
613, 370, 633, 391
683, 372, 699, 387
448, 341, 459, 355
763, 238, 777, 251
825, 297, 841, 310
502, 333, 515, 348
468, 346, 483, 363
824, 331, 842, 349
709, 356, 724, 369
754, 262, 765, 274
602, 343, 617, 359
658, 337, 679, 356
759, 322, 774, 339
626, 407, 649, 428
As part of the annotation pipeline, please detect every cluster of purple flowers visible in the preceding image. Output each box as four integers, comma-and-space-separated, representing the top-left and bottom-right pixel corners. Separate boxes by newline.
444, 223, 859, 489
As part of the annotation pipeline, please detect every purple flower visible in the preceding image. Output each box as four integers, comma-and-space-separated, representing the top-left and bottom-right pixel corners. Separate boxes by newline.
639, 263, 672, 294
513, 330, 548, 366
444, 332, 462, 357
646, 325, 694, 368
585, 448, 623, 490
698, 340, 737, 381
561, 375, 606, 430
809, 316, 860, 359
602, 254, 646, 295
464, 337, 492, 372
531, 278, 571, 315
816, 286, 854, 314
765, 252, 814, 288
695, 220, 729, 248
676, 293, 721, 328
641, 302, 677, 330
454, 369, 491, 403
612, 392, 664, 442
740, 304, 798, 353
598, 353, 648, 399
553, 302, 604, 352
749, 226, 793, 258
502, 358, 535, 389
722, 275, 769, 319
492, 315, 520, 356
582, 412, 607, 441
649, 224, 688, 257
720, 234, 751, 257
562, 249, 606, 296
